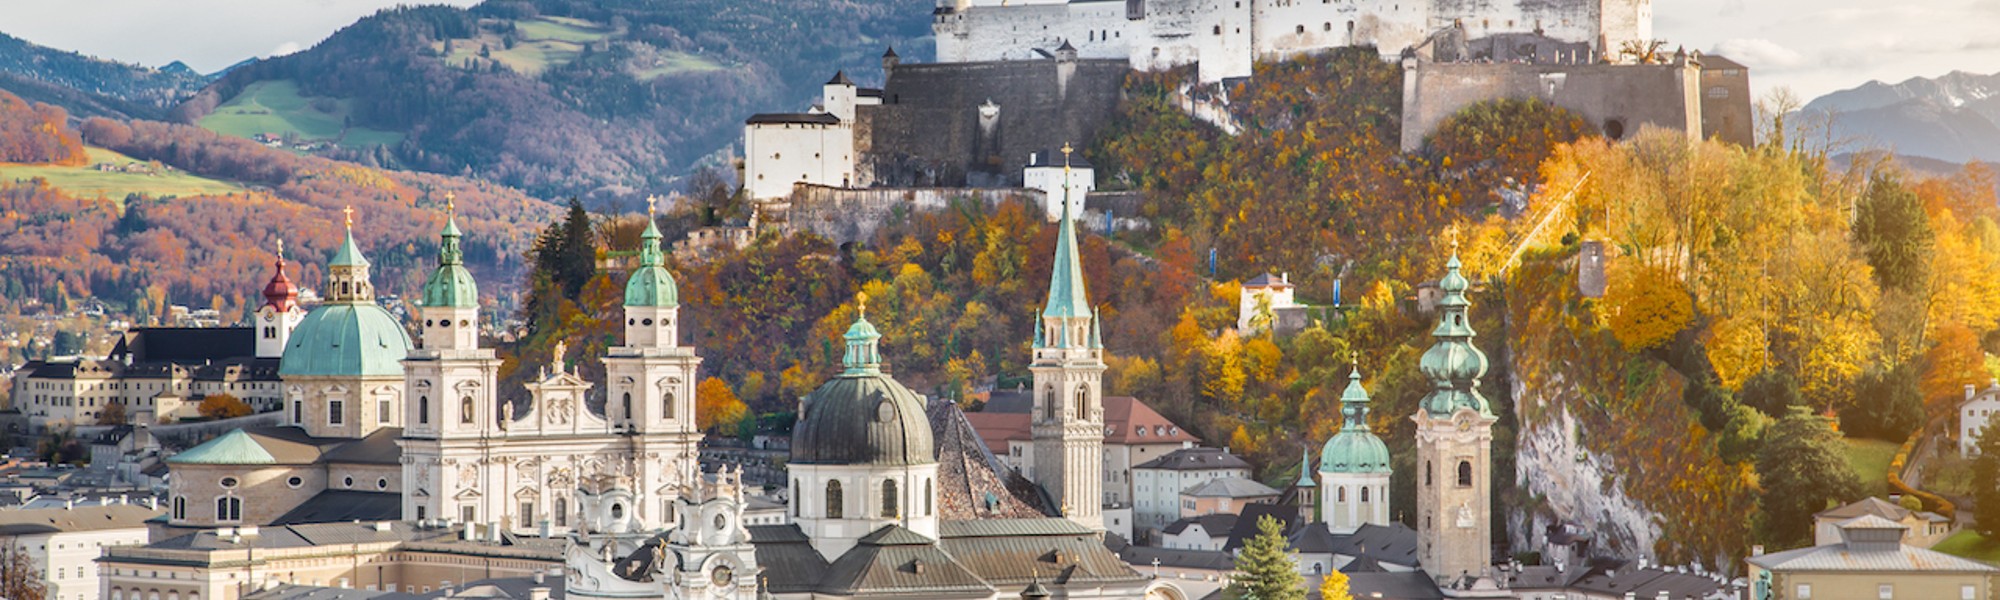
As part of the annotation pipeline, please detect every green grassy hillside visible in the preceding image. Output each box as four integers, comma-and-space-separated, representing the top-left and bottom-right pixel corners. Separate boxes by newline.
0, 146, 242, 201
197, 80, 403, 147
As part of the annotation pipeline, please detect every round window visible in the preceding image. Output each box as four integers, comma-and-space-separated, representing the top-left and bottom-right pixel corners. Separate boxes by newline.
287, 476, 303, 488
876, 400, 895, 423
219, 477, 239, 489
711, 565, 734, 587
343, 476, 355, 488
611, 503, 624, 520
714, 513, 727, 530
377, 478, 389, 490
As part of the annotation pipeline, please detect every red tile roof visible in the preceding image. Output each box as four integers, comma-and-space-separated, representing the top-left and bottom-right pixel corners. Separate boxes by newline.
964, 396, 1196, 454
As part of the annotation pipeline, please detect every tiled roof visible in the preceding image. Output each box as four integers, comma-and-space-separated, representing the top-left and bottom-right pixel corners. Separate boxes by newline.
819, 528, 993, 596
270, 490, 403, 525
1349, 572, 1445, 600
1223, 504, 1296, 552
319, 428, 404, 465
974, 396, 1196, 447
0, 504, 162, 536
1163, 513, 1237, 537
1750, 537, 2000, 572
1180, 476, 1280, 499
1134, 447, 1250, 471
928, 398, 1054, 519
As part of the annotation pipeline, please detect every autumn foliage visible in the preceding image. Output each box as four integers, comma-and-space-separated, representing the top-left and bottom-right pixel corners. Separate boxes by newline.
0, 89, 86, 165
198, 394, 254, 420
695, 377, 748, 433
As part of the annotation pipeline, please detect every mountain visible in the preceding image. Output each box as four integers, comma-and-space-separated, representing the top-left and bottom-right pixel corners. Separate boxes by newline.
172, 0, 935, 202
0, 32, 209, 119
1803, 71, 2000, 163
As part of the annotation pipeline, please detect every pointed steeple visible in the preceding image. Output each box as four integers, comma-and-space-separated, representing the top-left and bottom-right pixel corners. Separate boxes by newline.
1042, 143, 1091, 320
1294, 446, 1316, 488
625, 195, 680, 308
842, 293, 883, 375
1418, 248, 1491, 417
324, 205, 375, 303
330, 205, 369, 268
1340, 365, 1373, 432
1088, 307, 1103, 349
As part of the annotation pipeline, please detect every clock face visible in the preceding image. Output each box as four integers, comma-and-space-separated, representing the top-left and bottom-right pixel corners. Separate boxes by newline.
711, 564, 734, 587
1457, 419, 1472, 431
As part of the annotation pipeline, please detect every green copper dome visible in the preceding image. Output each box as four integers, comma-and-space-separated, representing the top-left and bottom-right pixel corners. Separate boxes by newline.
624, 218, 679, 308
1320, 368, 1390, 474
1419, 254, 1491, 417
790, 311, 934, 466
279, 303, 414, 377
168, 429, 276, 465
421, 214, 478, 308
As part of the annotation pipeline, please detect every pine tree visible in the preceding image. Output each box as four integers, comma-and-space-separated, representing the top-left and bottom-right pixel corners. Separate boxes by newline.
1973, 422, 2000, 539
1756, 406, 1862, 548
1318, 569, 1353, 600
1225, 515, 1305, 600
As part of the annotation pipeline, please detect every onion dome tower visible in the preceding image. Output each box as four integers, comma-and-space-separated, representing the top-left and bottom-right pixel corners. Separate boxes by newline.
279, 206, 413, 439
255, 239, 306, 359
1411, 251, 1497, 581
789, 296, 940, 559
1318, 366, 1392, 532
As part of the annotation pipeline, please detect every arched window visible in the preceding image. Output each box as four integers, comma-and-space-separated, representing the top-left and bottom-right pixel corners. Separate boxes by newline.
460, 396, 475, 424
1361, 487, 1371, 502
1425, 461, 1434, 487
622, 393, 633, 420
216, 496, 241, 522
555, 498, 568, 527
112, 590, 122, 600
1457, 461, 1473, 487
172, 497, 185, 520
793, 480, 802, 517
418, 396, 430, 424
1074, 385, 1090, 420
826, 480, 844, 519
664, 391, 676, 419
882, 479, 899, 517
291, 401, 302, 424
925, 479, 934, 516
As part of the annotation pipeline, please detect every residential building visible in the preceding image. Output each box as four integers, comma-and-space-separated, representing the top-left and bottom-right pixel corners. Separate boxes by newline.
0, 504, 160, 600
1748, 515, 1999, 600
1814, 497, 1952, 549
1960, 381, 2000, 457
1178, 476, 1278, 518
1132, 447, 1252, 532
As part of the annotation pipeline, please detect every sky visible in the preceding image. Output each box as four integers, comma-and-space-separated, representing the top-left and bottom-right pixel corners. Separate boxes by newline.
4, 0, 2000, 99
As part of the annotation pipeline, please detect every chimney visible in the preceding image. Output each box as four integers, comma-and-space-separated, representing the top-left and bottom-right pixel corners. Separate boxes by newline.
374, 521, 393, 532
239, 526, 259, 537
529, 588, 550, 600
1968, 384, 1978, 400
533, 570, 546, 585
1752, 545, 1764, 557
1281, 272, 1289, 284
540, 519, 554, 539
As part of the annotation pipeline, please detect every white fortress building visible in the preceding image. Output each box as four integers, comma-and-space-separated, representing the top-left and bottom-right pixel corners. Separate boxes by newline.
933, 0, 1653, 81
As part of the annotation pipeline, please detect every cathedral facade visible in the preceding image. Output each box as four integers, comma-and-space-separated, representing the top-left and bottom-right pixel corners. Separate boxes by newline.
164, 205, 704, 537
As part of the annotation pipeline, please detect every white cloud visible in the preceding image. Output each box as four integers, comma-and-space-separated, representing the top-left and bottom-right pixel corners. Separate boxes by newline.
1710, 39, 1804, 69
268, 41, 305, 59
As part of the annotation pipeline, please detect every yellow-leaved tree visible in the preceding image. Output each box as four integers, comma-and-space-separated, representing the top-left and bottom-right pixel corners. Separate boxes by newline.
1605, 262, 1693, 352
1320, 570, 1354, 600
696, 377, 748, 433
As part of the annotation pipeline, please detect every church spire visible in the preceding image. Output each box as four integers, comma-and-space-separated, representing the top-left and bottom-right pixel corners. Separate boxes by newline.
1340, 364, 1374, 432
422, 194, 477, 309
262, 238, 299, 312
625, 195, 679, 308
1042, 143, 1091, 321
1417, 249, 1490, 417
325, 205, 375, 303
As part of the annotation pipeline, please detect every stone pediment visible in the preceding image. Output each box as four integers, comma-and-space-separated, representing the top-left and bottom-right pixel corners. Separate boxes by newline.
454, 487, 483, 500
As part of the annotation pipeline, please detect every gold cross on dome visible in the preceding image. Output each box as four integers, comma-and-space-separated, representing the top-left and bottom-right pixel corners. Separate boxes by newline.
276, 237, 285, 260
444, 192, 456, 215
1446, 224, 1461, 253
342, 205, 355, 229
856, 291, 869, 317
646, 194, 659, 216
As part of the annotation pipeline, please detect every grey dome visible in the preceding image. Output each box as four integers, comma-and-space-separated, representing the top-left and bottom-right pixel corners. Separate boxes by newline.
790, 372, 935, 466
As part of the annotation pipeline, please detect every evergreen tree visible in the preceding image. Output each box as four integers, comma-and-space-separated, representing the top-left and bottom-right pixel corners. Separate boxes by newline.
1853, 171, 1933, 292
1756, 406, 1862, 548
523, 198, 599, 335
1973, 422, 2000, 539
1843, 364, 1923, 441
1225, 516, 1305, 600
1740, 369, 1804, 418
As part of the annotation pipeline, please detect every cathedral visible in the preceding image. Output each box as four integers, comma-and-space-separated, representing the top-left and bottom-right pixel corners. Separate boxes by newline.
164, 202, 701, 536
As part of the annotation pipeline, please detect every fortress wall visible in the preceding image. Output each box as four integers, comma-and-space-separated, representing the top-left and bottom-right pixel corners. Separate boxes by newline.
1401, 59, 1699, 151
774, 185, 1040, 244
857, 59, 1129, 188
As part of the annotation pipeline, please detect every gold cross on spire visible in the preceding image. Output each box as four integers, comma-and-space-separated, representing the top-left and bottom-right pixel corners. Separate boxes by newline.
444, 192, 455, 216
1446, 224, 1461, 254
276, 237, 285, 261
646, 194, 659, 216
856, 291, 869, 318
342, 205, 355, 230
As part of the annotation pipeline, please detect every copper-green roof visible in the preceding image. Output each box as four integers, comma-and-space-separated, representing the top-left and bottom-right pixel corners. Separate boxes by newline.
329, 231, 369, 268
1419, 254, 1491, 417
422, 215, 477, 308
168, 429, 276, 465
1321, 368, 1391, 474
279, 303, 414, 377
792, 313, 933, 466
624, 218, 679, 308
1041, 198, 1091, 319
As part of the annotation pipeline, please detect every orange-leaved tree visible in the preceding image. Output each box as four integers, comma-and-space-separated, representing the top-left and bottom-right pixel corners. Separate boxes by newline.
696, 377, 749, 433
198, 394, 253, 420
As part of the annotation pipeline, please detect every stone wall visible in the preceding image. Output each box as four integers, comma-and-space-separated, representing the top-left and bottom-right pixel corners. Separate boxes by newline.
856, 58, 1130, 188
1400, 57, 1702, 152
771, 185, 1042, 244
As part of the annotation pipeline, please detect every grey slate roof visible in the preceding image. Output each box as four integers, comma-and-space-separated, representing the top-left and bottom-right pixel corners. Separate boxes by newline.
1223, 504, 1296, 552
928, 398, 1053, 519
1748, 539, 2000, 572
745, 113, 840, 125
319, 428, 405, 465
791, 371, 935, 466
1163, 513, 1237, 537
270, 490, 403, 525
1134, 447, 1251, 471
0, 504, 162, 536
1348, 571, 1445, 600
1180, 476, 1280, 499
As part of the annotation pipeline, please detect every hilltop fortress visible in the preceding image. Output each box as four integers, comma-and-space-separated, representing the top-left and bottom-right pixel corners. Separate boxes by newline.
934, 0, 1652, 82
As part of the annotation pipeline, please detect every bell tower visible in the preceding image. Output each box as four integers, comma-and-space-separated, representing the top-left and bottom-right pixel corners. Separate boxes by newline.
255, 239, 305, 359
401, 196, 502, 522
1411, 250, 1497, 582
1030, 144, 1107, 532
601, 197, 703, 527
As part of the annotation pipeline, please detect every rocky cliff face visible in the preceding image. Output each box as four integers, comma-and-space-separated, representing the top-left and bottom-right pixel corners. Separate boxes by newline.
1501, 250, 1756, 570
1508, 376, 1659, 560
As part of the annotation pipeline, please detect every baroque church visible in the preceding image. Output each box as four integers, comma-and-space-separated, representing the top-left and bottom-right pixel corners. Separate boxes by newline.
158, 195, 1188, 599
166, 202, 701, 536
